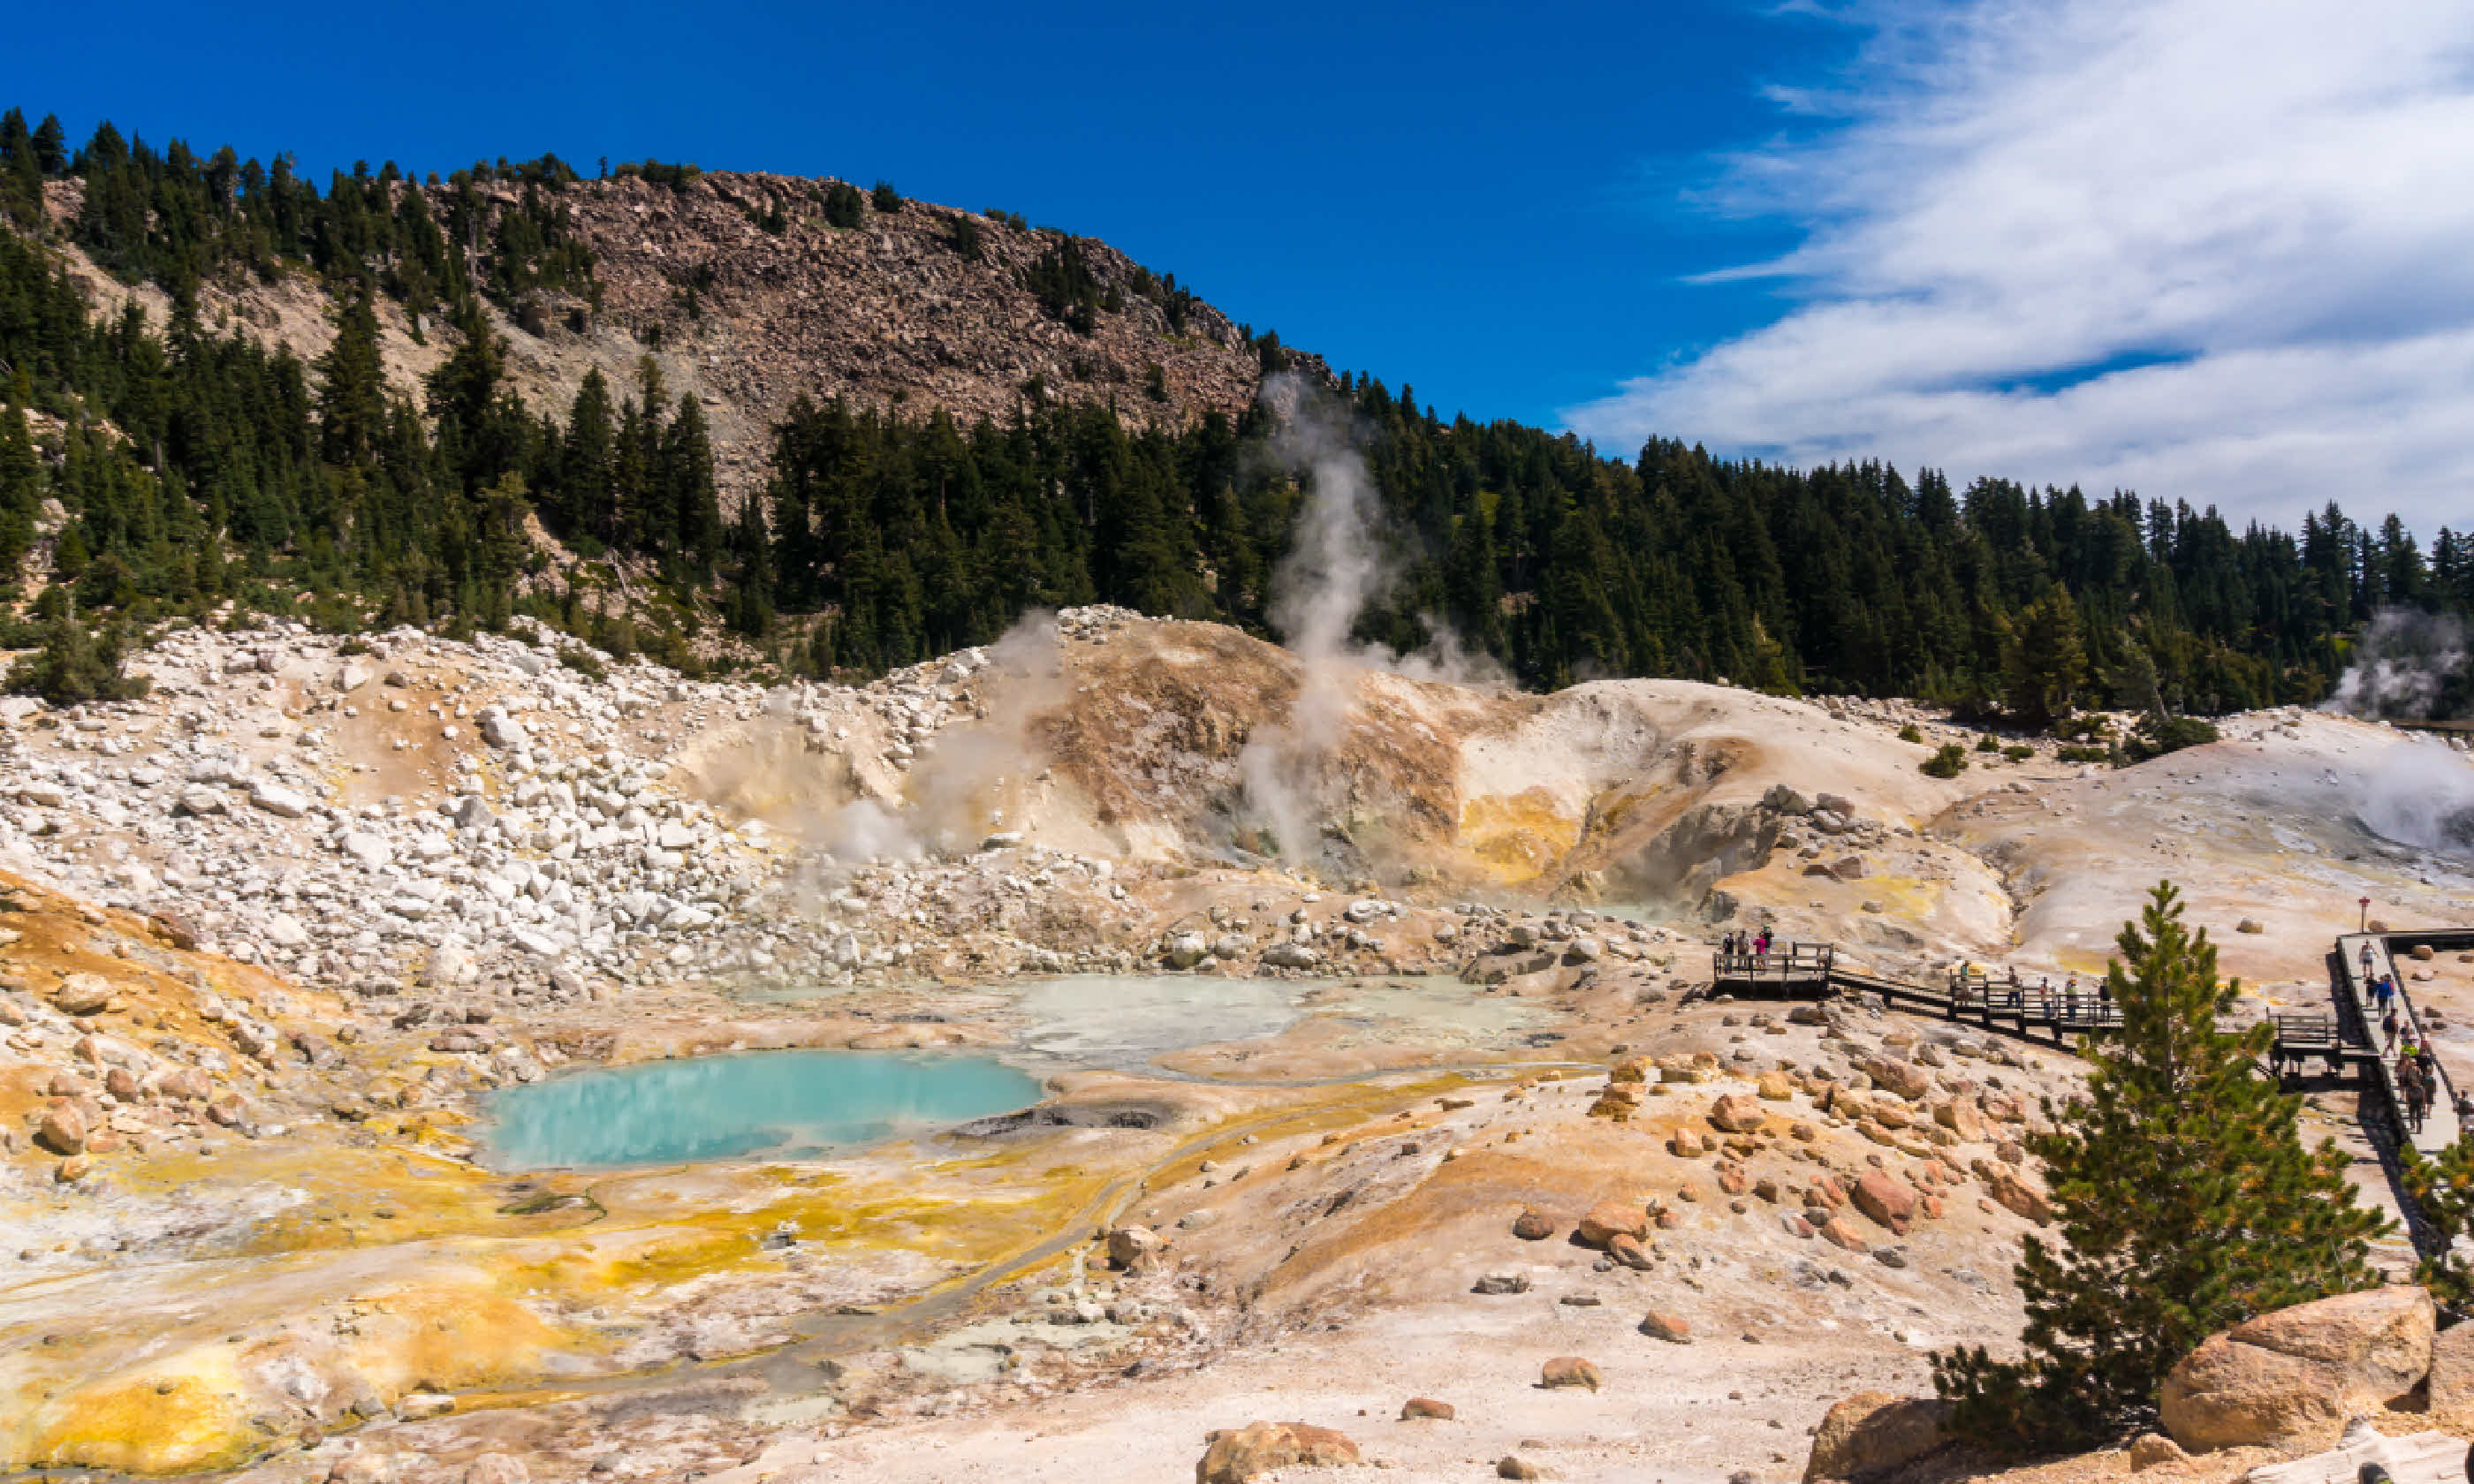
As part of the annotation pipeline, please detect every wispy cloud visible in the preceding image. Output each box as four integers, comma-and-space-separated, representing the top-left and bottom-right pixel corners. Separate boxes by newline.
1565, 0, 2474, 532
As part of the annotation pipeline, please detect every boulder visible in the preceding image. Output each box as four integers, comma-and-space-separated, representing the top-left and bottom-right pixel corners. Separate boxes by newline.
1606, 1233, 1655, 1270
1979, 1166, 2052, 1224
1575, 1199, 1650, 1248
50, 973, 113, 1016
1512, 1209, 1556, 1240
2159, 1287, 2435, 1451
1539, 1356, 1603, 1391
1498, 1458, 1550, 1480
1861, 1057, 1933, 1102
1473, 1273, 1533, 1295
1195, 1421, 1361, 1483
328, 1452, 399, 1484
1850, 1171, 1916, 1231
1709, 1093, 1770, 1133
1931, 1098, 1984, 1141
249, 782, 310, 817
1803, 1392, 1951, 1482
1639, 1311, 1693, 1344
1400, 1397, 1455, 1420
2128, 1434, 2189, 1472
1107, 1224, 1167, 1274
35, 1102, 87, 1155
2426, 1319, 2474, 1412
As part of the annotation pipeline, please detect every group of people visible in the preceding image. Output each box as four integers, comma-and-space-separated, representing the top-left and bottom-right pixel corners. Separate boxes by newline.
1720, 928, 1776, 958
2357, 940, 2457, 1132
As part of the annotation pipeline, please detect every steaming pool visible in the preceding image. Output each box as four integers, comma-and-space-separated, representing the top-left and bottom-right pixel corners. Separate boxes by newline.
482, 1049, 1042, 1170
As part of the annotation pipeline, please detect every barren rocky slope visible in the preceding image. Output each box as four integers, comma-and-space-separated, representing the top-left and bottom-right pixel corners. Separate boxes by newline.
5, 607, 2474, 1482
43, 170, 1324, 511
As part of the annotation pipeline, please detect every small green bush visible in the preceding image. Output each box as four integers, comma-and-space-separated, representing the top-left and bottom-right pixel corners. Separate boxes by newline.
2002, 745, 2033, 761
2056, 744, 2110, 764
1897, 723, 1923, 744
1976, 733, 2000, 753
558, 646, 609, 682
1922, 743, 1969, 778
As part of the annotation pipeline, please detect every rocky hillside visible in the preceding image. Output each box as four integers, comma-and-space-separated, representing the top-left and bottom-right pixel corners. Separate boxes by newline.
41, 169, 1321, 511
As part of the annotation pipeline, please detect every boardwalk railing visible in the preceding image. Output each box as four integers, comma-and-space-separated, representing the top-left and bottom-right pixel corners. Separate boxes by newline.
2336, 931, 2463, 1157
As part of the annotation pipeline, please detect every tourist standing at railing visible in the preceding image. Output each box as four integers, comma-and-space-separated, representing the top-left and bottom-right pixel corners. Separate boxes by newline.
2402, 1056, 2429, 1132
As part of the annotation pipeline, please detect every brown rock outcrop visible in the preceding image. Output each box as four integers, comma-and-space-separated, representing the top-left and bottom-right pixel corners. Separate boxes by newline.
1195, 1422, 1361, 1483
2159, 1287, 2435, 1450
1803, 1392, 1951, 1482
1575, 1199, 1650, 1248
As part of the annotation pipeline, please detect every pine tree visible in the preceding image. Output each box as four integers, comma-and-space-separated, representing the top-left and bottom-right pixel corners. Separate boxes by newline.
2002, 580, 2087, 730
0, 400, 39, 577
6, 596, 148, 705
1934, 882, 2385, 1451
315, 290, 386, 467
2403, 1138, 2474, 1306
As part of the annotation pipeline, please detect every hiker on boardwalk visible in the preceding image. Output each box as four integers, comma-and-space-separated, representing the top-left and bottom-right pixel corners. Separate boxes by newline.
2401, 1056, 2428, 1132
2363, 941, 2378, 977
2382, 1006, 2401, 1049
2375, 975, 2396, 1013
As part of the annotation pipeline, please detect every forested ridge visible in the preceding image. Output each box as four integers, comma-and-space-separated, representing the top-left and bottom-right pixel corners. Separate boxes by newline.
4, 106, 2471, 721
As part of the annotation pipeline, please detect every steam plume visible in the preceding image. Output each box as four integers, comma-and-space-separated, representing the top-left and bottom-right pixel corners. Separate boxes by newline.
1235, 374, 1504, 861
2327, 609, 2470, 720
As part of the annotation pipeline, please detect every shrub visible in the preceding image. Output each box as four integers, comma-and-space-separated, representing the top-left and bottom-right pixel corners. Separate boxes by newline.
1896, 723, 1924, 744
1976, 733, 2000, 753
2055, 745, 2110, 764
2123, 713, 2220, 763
1921, 743, 1969, 778
870, 180, 902, 213
5, 609, 150, 706
2002, 745, 2033, 761
558, 646, 608, 682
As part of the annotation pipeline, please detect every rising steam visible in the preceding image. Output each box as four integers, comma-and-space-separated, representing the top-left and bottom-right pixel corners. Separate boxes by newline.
2327, 609, 2470, 720
1234, 374, 1504, 861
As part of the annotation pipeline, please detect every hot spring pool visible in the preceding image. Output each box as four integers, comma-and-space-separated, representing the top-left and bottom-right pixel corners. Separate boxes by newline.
482, 1049, 1043, 1170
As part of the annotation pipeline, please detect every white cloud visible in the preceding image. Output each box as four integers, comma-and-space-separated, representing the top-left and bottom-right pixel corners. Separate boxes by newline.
1565, 0, 2474, 533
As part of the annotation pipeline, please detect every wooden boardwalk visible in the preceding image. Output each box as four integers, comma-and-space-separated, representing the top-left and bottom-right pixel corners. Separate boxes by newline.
1709, 928, 2474, 1260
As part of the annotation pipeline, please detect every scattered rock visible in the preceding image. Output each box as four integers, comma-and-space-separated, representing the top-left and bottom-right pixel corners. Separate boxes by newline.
1400, 1397, 1455, 1420
1512, 1209, 1556, 1241
1539, 1356, 1603, 1391
1575, 1199, 1650, 1248
1195, 1421, 1362, 1483
1639, 1311, 1693, 1344
1709, 1093, 1770, 1133
2129, 1433, 2189, 1471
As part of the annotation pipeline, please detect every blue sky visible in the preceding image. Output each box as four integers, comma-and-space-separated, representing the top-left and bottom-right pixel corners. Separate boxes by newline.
10, 0, 2474, 528
2, 0, 1840, 431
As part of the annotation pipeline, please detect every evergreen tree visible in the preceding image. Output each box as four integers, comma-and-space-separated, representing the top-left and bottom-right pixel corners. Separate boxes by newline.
1934, 882, 2385, 1451
6, 596, 148, 704
315, 290, 386, 467
0, 400, 38, 577
2002, 580, 2088, 729
2403, 1134, 2474, 1307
